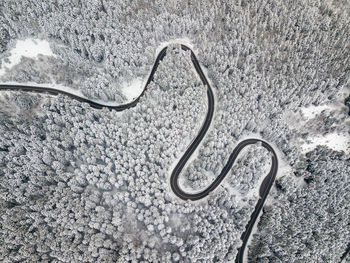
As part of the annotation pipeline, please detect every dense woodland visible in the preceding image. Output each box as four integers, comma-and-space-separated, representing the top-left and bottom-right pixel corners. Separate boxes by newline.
0, 0, 349, 262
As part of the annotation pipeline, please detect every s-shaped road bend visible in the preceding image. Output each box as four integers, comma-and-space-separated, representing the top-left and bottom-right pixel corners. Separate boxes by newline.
0, 45, 278, 263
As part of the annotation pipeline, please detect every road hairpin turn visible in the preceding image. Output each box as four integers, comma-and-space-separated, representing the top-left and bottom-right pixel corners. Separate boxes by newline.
0, 44, 278, 263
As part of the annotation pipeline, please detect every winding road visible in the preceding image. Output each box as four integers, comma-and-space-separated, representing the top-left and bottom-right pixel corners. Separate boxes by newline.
0, 45, 278, 263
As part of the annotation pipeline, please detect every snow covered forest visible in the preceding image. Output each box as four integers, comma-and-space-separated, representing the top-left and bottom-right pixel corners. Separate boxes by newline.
0, 0, 350, 262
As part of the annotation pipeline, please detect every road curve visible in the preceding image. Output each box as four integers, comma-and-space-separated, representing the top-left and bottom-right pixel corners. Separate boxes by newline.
0, 44, 278, 263
340, 243, 350, 262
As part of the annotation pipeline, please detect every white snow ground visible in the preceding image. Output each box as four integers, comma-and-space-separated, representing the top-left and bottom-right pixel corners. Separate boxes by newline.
301, 133, 349, 154
0, 39, 56, 77
120, 78, 144, 101
286, 87, 349, 155
300, 104, 333, 119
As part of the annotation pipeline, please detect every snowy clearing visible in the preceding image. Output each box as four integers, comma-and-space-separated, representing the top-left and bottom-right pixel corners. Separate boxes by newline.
301, 133, 349, 154
300, 104, 332, 120
120, 78, 144, 102
0, 39, 56, 77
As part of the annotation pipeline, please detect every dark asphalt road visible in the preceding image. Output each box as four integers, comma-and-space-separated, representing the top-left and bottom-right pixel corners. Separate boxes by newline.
340, 243, 350, 262
0, 44, 278, 263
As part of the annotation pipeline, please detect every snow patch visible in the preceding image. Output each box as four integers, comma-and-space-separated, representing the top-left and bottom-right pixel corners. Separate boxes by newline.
301, 133, 349, 154
290, 86, 349, 129
0, 39, 56, 77
120, 78, 143, 102
300, 104, 332, 120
